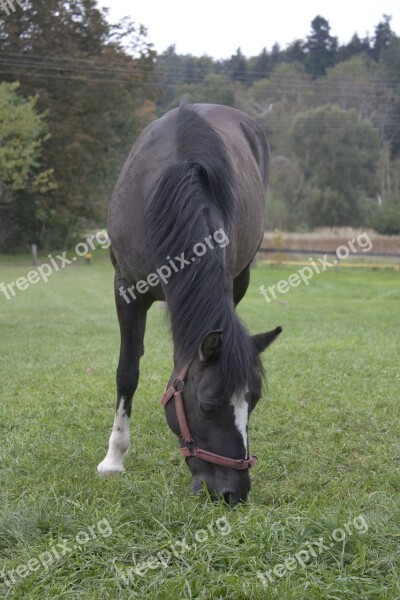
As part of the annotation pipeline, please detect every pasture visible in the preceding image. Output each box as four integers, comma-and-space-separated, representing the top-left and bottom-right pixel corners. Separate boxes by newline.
0, 254, 399, 599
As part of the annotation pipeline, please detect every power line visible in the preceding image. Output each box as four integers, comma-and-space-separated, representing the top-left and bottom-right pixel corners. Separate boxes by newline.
1, 53, 400, 87
0, 55, 152, 79
2, 66, 400, 99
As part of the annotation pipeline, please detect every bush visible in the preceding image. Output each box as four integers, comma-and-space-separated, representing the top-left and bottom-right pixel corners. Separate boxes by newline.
369, 195, 400, 234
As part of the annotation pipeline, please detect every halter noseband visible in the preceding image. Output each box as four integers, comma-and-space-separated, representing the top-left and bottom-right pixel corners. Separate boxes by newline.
161, 363, 257, 470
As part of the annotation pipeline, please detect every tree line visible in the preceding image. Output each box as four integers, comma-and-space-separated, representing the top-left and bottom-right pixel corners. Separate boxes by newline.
156, 15, 400, 234
0, 4, 399, 252
0, 0, 157, 251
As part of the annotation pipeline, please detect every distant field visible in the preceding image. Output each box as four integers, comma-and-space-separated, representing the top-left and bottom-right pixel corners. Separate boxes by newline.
0, 256, 399, 599
262, 228, 400, 261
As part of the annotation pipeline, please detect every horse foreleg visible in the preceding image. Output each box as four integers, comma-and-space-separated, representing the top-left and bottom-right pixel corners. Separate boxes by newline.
97, 272, 150, 475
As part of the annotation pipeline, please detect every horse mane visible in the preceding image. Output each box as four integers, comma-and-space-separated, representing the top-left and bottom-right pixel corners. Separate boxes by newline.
146, 102, 263, 396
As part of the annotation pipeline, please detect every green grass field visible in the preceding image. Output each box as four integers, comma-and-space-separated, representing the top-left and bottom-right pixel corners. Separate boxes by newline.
0, 255, 399, 599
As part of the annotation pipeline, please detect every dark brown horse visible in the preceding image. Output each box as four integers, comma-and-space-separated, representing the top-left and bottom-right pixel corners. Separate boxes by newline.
97, 102, 282, 504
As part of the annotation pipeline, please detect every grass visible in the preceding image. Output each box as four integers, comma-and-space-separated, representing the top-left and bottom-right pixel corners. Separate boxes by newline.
0, 254, 399, 599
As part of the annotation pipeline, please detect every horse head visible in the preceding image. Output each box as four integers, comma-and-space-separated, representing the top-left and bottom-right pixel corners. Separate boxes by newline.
163, 326, 282, 505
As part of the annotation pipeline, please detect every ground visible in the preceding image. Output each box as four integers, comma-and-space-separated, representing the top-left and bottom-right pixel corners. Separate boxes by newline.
0, 253, 399, 599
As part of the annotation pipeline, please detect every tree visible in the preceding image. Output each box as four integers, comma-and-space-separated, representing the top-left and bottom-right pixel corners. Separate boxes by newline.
380, 36, 400, 157
162, 73, 235, 112
285, 40, 306, 65
238, 62, 313, 155
370, 194, 400, 234
317, 57, 393, 141
155, 45, 186, 111
305, 16, 338, 77
0, 82, 55, 250
251, 48, 270, 80
337, 33, 370, 62
0, 0, 157, 248
0, 83, 49, 192
227, 48, 247, 82
183, 55, 213, 83
291, 105, 379, 226
267, 156, 306, 230
270, 43, 283, 69
371, 15, 394, 61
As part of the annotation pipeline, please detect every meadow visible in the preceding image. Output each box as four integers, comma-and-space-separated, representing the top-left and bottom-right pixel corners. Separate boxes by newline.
0, 253, 399, 599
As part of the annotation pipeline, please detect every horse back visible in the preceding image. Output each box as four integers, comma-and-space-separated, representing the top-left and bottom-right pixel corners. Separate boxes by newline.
108, 104, 268, 287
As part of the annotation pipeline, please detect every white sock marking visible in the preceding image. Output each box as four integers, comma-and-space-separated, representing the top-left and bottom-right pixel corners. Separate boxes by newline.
97, 400, 130, 476
230, 388, 249, 455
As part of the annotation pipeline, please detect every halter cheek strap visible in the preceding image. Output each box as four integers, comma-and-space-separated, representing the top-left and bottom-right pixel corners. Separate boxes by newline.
161, 364, 257, 471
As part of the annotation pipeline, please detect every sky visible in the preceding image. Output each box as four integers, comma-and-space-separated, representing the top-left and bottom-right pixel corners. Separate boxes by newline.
103, 0, 400, 59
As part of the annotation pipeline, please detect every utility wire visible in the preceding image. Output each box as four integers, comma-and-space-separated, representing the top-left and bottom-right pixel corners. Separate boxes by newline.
1, 53, 400, 87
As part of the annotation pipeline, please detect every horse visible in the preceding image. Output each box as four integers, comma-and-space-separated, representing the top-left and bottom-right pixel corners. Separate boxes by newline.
97, 101, 282, 505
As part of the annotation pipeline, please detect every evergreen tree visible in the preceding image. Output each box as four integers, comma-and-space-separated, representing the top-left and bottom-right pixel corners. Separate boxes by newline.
371, 15, 394, 61
285, 40, 306, 65
337, 33, 370, 62
305, 16, 338, 77
228, 48, 247, 82
253, 48, 270, 80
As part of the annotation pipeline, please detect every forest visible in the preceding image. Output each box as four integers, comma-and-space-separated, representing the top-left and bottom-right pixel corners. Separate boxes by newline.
1, 0, 399, 251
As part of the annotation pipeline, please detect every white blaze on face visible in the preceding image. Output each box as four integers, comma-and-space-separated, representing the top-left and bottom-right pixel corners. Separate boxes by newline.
230, 388, 249, 455
97, 399, 130, 476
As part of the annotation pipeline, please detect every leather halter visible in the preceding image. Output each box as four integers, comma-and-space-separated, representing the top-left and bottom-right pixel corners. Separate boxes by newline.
161, 363, 257, 470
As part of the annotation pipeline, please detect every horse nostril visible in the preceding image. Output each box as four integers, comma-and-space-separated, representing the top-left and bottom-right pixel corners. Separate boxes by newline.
222, 491, 241, 506
223, 491, 234, 505
222, 488, 249, 506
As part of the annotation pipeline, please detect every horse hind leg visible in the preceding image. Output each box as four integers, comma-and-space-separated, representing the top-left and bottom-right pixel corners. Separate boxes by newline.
97, 272, 150, 476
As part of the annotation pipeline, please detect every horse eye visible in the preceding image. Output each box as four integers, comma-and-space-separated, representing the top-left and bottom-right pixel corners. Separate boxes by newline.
200, 404, 218, 417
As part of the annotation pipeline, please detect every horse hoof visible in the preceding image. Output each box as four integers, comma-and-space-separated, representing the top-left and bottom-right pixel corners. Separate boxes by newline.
97, 461, 125, 476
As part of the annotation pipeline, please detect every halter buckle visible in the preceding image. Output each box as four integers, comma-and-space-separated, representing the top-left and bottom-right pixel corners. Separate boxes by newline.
173, 377, 185, 392
184, 439, 196, 455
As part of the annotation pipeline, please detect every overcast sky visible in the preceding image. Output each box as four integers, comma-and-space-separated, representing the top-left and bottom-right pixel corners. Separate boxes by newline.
103, 0, 400, 59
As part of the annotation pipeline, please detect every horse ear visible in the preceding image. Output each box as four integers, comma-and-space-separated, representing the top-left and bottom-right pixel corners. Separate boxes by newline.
199, 330, 223, 362
253, 326, 282, 353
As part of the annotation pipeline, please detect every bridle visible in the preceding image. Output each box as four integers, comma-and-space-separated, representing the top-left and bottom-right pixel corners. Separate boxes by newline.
161, 363, 257, 470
